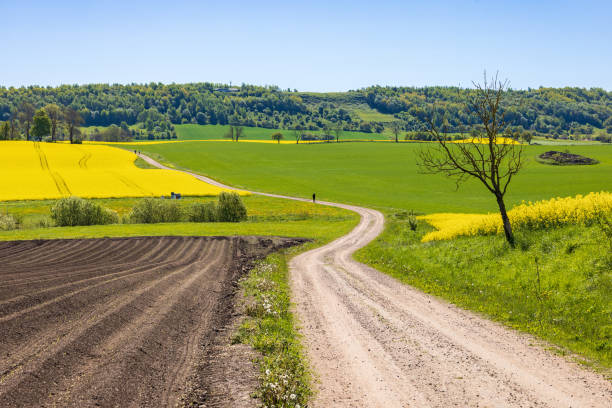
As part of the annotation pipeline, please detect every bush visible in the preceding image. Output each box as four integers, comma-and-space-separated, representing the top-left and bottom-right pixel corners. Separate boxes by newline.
51, 197, 119, 227
217, 192, 247, 222
189, 201, 218, 222
129, 198, 183, 224
0, 214, 18, 231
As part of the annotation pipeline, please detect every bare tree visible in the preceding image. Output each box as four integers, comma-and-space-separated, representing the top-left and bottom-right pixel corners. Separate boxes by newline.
63, 107, 83, 144
417, 73, 524, 246
234, 126, 244, 142
323, 123, 333, 143
18, 102, 35, 141
292, 127, 304, 144
224, 125, 235, 141
390, 121, 402, 143
333, 123, 343, 143
9, 109, 19, 140
45, 104, 62, 142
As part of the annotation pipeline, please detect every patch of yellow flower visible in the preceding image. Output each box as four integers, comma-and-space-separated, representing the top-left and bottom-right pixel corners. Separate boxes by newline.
0, 141, 243, 201
451, 137, 521, 145
420, 191, 612, 242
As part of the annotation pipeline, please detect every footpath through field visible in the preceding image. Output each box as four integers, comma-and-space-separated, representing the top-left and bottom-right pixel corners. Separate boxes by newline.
139, 153, 612, 407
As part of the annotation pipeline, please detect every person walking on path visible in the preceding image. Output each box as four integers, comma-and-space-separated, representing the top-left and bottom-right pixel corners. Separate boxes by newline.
312, 193, 316, 203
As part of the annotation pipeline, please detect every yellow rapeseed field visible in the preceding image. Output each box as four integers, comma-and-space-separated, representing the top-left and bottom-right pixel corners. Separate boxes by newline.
420, 191, 612, 242
0, 141, 242, 201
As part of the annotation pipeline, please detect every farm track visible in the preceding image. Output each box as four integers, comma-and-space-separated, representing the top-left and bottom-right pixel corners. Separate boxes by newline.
139, 153, 612, 408
0, 236, 302, 407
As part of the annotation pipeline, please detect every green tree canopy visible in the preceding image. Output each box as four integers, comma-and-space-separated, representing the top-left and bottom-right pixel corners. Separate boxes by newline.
31, 109, 51, 141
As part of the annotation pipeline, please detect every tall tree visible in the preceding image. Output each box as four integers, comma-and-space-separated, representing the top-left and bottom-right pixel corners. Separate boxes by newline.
224, 125, 235, 141
234, 126, 244, 142
334, 123, 343, 143
417, 73, 524, 247
292, 127, 303, 144
44, 104, 62, 142
31, 109, 51, 141
18, 102, 35, 141
390, 121, 402, 143
271, 132, 283, 144
63, 107, 83, 144
8, 109, 19, 140
0, 121, 10, 140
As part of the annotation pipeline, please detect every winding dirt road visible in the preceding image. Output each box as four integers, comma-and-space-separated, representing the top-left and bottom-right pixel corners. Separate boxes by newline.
140, 153, 612, 407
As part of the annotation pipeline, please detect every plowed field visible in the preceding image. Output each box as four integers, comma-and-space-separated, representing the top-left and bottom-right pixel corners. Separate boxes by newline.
0, 236, 302, 407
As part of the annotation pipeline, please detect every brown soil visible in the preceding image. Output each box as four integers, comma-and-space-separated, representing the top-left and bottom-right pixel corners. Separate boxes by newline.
0, 235, 304, 408
538, 150, 599, 165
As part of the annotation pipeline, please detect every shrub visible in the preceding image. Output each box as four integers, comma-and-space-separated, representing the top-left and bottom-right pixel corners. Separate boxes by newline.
188, 201, 218, 222
51, 197, 119, 226
129, 198, 183, 224
0, 214, 18, 231
217, 192, 247, 222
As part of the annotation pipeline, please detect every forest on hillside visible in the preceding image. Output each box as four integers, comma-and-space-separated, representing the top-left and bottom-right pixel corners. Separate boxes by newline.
0, 83, 610, 142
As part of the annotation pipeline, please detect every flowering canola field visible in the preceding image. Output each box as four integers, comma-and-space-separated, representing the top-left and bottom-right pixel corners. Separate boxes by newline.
420, 191, 612, 242
0, 141, 239, 201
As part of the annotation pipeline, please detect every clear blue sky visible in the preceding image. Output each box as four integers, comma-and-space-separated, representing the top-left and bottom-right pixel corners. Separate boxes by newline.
1, 0, 610, 91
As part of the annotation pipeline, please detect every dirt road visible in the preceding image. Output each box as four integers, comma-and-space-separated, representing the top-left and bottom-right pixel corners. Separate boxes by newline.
0, 236, 302, 407
140, 154, 612, 407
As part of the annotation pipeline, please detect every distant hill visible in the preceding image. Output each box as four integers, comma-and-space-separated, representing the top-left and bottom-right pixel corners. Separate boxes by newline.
0, 83, 610, 140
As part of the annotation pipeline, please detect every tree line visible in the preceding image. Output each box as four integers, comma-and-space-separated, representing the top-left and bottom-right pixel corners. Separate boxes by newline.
0, 102, 83, 143
0, 82, 610, 141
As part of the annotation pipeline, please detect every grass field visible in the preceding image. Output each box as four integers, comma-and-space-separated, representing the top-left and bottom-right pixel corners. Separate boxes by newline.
175, 124, 394, 141
0, 194, 358, 242
356, 215, 612, 371
123, 141, 612, 213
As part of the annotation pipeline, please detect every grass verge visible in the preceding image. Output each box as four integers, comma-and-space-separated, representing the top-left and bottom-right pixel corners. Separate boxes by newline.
234, 244, 314, 407
356, 214, 612, 375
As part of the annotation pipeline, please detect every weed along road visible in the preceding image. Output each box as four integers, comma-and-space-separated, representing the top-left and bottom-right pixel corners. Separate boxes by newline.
139, 153, 612, 407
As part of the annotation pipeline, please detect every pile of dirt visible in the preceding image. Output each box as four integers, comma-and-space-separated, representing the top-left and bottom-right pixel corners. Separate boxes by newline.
538, 150, 598, 165
0, 235, 305, 408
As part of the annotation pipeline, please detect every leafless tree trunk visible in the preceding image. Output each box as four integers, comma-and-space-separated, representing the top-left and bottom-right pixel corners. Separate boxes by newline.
234, 126, 244, 141
390, 122, 402, 143
334, 124, 343, 143
63, 107, 83, 144
417, 72, 524, 247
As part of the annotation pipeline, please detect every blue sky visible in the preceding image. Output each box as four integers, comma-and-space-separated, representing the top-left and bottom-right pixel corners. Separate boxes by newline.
1, 1, 610, 91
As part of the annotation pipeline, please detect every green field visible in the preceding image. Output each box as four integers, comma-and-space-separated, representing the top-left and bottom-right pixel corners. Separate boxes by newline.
124, 141, 612, 214
175, 124, 394, 141
0, 195, 358, 242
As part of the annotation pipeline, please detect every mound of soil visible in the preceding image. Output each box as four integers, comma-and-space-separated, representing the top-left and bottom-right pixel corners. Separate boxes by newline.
538, 150, 598, 165
0, 235, 305, 408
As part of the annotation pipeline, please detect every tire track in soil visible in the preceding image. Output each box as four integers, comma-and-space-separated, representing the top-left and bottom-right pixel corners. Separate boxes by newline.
0, 236, 303, 407
138, 152, 612, 408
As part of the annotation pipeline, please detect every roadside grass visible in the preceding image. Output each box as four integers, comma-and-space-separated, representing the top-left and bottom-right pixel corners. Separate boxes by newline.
0, 195, 350, 227
355, 214, 612, 373
123, 141, 612, 213
133, 156, 158, 169
0, 195, 357, 241
234, 243, 321, 407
